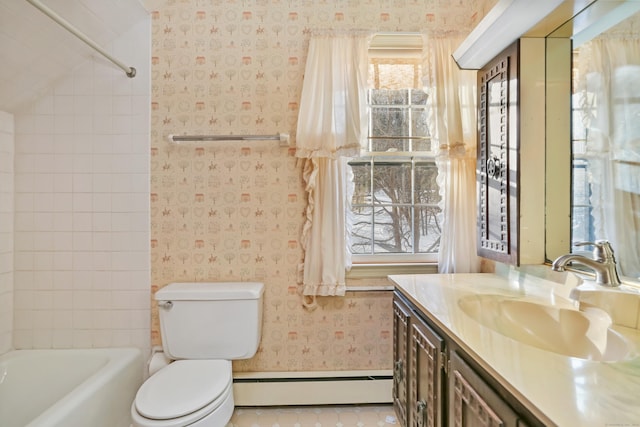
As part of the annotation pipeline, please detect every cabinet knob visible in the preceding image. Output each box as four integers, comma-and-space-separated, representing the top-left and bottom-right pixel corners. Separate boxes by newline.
394, 360, 404, 384
416, 399, 427, 427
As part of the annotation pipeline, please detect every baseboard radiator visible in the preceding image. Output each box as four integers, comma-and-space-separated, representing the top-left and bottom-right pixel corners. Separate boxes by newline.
233, 370, 393, 406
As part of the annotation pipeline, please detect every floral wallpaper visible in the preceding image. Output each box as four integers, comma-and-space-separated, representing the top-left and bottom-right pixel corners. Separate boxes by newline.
147, 0, 494, 372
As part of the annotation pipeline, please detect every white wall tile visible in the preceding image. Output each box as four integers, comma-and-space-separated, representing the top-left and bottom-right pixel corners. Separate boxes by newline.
0, 111, 14, 132
32, 174, 54, 192
54, 96, 75, 115
0, 110, 14, 354
35, 115, 55, 134
73, 174, 93, 192
13, 330, 33, 349
51, 330, 73, 349
33, 96, 54, 115
72, 193, 93, 212
54, 115, 75, 134
33, 232, 54, 251
52, 193, 73, 213
12, 15, 151, 353
52, 271, 74, 290
53, 252, 73, 271
33, 252, 54, 270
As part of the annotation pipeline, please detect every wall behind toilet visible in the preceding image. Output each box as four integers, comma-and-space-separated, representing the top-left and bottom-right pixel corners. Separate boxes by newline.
146, 0, 495, 372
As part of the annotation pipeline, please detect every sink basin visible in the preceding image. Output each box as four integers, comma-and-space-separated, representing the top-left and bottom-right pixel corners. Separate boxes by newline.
569, 284, 640, 329
458, 294, 632, 361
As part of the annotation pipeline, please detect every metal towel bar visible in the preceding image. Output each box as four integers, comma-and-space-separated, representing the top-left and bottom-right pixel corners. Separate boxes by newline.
168, 133, 290, 146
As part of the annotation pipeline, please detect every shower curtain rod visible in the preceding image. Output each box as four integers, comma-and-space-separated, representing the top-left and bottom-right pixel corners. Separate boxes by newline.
25, 0, 136, 78
168, 133, 290, 146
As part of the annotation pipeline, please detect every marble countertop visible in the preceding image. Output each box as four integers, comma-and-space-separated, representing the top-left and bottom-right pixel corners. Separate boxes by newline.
389, 272, 640, 427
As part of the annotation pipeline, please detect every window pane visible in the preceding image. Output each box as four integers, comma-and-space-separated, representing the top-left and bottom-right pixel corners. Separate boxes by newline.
351, 207, 373, 254
371, 107, 410, 137
411, 108, 430, 138
571, 206, 592, 250
374, 205, 411, 253
416, 205, 442, 253
370, 89, 407, 105
373, 162, 411, 204
411, 89, 428, 105
351, 162, 371, 205
412, 138, 432, 152
373, 64, 418, 90
371, 138, 411, 152
572, 92, 596, 142
414, 163, 439, 204
572, 158, 590, 205
571, 157, 592, 251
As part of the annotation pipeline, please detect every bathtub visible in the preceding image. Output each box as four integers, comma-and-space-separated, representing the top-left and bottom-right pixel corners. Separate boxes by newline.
0, 347, 143, 427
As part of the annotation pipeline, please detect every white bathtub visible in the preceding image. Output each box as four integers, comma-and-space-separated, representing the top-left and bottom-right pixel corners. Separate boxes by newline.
0, 348, 143, 427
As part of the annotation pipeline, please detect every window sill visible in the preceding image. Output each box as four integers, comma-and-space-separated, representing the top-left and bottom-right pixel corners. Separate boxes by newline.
347, 263, 438, 279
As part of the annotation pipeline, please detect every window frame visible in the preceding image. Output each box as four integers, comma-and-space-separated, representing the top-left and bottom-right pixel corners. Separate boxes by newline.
350, 42, 440, 266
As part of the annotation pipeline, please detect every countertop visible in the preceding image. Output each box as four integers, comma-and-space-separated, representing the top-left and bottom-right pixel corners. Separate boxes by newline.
389, 272, 640, 427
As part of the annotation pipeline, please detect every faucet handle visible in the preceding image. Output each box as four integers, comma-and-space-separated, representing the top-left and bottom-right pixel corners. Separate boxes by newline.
575, 240, 616, 262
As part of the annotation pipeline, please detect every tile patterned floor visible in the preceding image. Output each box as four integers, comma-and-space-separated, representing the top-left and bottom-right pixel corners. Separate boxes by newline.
226, 405, 398, 427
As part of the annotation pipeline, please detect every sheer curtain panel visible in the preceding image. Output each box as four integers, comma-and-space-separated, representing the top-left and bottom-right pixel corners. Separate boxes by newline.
295, 32, 371, 306
575, 37, 640, 278
423, 35, 482, 273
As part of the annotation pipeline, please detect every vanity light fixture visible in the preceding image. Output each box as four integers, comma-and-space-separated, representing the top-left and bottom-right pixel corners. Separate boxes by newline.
453, 0, 564, 69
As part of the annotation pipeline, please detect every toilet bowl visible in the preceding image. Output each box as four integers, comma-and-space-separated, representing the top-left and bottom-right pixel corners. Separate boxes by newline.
132, 360, 233, 427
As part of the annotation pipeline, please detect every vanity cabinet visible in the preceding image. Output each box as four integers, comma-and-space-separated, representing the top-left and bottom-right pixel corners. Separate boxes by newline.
393, 296, 445, 427
393, 292, 539, 427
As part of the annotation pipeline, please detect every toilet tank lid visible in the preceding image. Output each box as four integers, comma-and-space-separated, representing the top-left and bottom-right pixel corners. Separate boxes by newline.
155, 282, 264, 301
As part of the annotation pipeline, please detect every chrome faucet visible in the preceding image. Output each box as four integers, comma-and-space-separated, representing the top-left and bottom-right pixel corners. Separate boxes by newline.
551, 240, 622, 287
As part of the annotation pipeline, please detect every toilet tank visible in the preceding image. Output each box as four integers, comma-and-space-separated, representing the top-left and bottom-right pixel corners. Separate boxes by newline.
155, 282, 264, 360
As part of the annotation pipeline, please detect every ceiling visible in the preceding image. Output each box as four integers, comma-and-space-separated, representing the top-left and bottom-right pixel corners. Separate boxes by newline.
0, 0, 148, 113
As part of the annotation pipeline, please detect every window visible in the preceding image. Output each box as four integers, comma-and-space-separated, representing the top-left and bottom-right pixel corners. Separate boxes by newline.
571, 88, 595, 248
349, 46, 441, 263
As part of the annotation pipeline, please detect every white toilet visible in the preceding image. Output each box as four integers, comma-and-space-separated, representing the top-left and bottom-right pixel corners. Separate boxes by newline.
131, 282, 264, 427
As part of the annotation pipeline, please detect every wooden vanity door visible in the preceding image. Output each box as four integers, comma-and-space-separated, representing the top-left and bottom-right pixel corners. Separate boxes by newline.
449, 352, 522, 427
409, 316, 445, 427
393, 297, 411, 427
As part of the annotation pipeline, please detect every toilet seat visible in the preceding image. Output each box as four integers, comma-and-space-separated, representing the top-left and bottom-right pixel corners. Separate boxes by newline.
132, 359, 232, 427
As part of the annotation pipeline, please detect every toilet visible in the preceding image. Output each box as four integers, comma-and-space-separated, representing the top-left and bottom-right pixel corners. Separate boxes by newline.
131, 282, 264, 427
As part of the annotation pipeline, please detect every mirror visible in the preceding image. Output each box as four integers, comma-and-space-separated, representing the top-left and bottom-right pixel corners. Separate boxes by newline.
548, 1, 640, 280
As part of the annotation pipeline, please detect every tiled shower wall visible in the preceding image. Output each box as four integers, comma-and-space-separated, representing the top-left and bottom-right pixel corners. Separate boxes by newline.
11, 19, 152, 351
0, 111, 14, 353
147, 0, 494, 372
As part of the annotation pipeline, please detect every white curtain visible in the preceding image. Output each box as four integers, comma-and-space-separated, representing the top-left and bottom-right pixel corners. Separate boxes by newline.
296, 31, 371, 304
575, 38, 640, 278
423, 35, 482, 273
